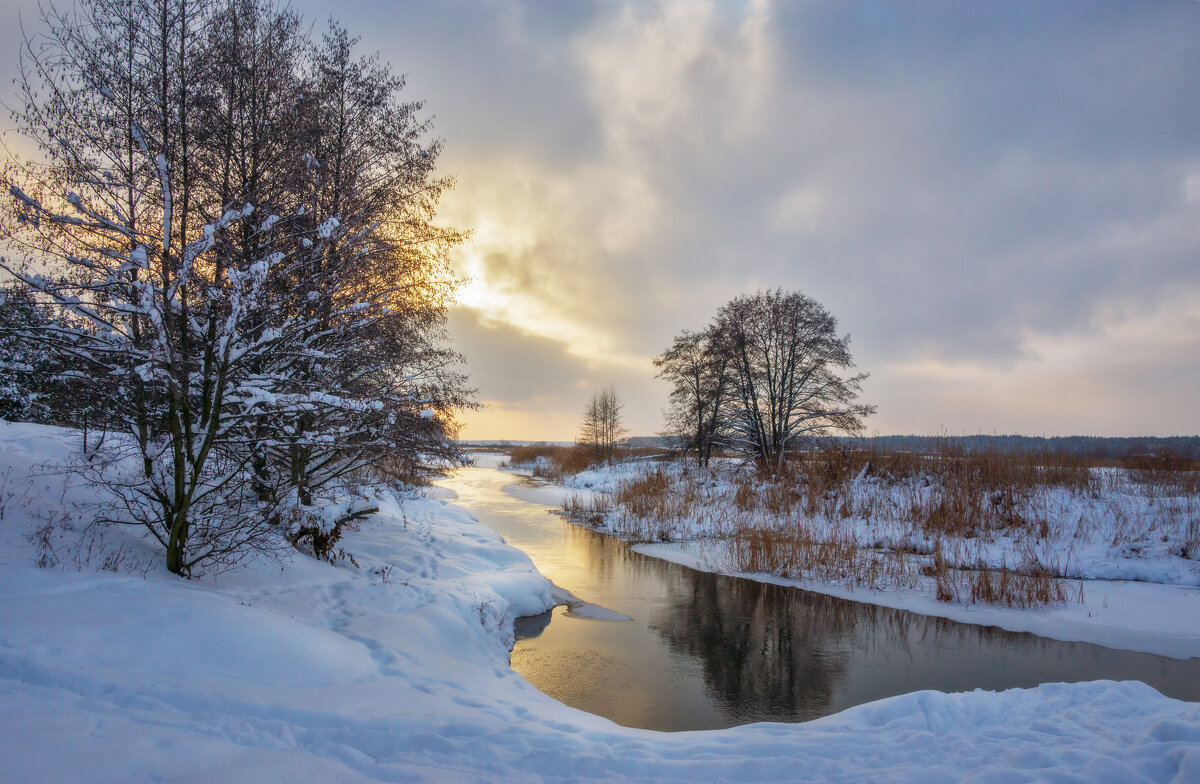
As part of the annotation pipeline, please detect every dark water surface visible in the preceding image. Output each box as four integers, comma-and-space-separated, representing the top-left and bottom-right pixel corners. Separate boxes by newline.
440, 466, 1200, 732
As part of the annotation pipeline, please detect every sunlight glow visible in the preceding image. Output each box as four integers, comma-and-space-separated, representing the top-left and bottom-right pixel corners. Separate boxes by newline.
452, 246, 646, 372
458, 400, 581, 443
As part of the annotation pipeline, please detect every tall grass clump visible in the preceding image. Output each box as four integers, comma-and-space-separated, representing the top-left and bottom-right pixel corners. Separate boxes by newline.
729, 522, 917, 590
506, 444, 668, 483
504, 445, 594, 482
1123, 450, 1200, 494
918, 541, 1081, 607
560, 492, 611, 527
604, 466, 732, 541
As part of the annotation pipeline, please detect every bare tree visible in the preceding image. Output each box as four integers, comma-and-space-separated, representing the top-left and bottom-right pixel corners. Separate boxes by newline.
654, 327, 731, 467
0, 0, 470, 574
578, 384, 627, 465
709, 289, 874, 472
273, 21, 470, 510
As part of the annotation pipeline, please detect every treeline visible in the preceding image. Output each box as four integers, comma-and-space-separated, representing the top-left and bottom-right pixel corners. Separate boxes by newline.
840, 435, 1200, 461
0, 0, 469, 575
558, 435, 1200, 461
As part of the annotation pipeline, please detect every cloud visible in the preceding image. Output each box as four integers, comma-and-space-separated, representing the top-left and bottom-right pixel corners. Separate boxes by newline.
436, 0, 1200, 436
438, 152, 662, 364
448, 306, 663, 439
872, 290, 1200, 435
8, 0, 1198, 437
449, 307, 593, 402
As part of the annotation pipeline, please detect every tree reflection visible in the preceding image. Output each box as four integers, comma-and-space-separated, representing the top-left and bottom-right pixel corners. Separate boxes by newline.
650, 569, 853, 720
649, 554, 1200, 721
649, 559, 1050, 721
469, 466, 1200, 731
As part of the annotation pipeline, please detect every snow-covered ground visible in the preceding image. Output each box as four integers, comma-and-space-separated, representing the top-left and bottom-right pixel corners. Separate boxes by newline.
545, 459, 1200, 660
2, 422, 1200, 782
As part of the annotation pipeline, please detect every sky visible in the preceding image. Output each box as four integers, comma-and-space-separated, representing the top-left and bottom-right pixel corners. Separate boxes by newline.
3, 0, 1199, 440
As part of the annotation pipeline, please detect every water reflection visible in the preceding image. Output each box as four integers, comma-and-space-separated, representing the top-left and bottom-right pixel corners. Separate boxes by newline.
652, 573, 849, 721
651, 559, 1200, 727
441, 467, 1200, 732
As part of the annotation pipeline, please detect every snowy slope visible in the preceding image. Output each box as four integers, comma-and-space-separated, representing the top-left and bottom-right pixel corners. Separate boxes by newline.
1, 421, 1199, 782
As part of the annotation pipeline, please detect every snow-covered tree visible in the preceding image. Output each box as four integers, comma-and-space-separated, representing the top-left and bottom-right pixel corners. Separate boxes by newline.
1, 0, 469, 574
0, 286, 53, 422
270, 23, 469, 509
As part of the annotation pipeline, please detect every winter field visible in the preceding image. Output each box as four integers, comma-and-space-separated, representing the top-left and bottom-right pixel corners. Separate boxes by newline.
2, 422, 1199, 782
529, 449, 1200, 660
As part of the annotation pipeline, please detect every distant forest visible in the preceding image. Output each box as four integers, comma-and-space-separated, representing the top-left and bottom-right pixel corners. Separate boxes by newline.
561, 435, 1200, 460
838, 435, 1200, 460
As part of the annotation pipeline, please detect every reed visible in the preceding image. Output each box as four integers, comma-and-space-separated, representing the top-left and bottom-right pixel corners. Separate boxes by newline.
589, 441, 1197, 608
729, 522, 917, 590
505, 445, 595, 482
560, 492, 611, 526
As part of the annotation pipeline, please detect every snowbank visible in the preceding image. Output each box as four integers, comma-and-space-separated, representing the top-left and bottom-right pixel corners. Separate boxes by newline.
2, 422, 1199, 782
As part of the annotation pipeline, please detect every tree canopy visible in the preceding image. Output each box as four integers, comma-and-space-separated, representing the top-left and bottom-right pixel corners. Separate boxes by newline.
657, 289, 874, 471
0, 0, 470, 575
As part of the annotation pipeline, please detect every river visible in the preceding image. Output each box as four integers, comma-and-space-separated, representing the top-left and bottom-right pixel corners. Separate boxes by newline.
438, 464, 1200, 732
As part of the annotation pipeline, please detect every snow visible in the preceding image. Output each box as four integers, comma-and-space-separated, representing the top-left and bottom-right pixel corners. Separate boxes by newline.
1, 422, 1199, 782
561, 460, 1200, 660
317, 216, 340, 239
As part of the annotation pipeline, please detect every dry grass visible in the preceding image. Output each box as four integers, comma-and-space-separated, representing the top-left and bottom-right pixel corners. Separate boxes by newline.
730, 523, 917, 590
918, 541, 1080, 607
506, 444, 667, 482
505, 445, 594, 482
966, 565, 1075, 607
605, 466, 728, 541
612, 468, 671, 526
590, 442, 1197, 608
722, 445, 1095, 537
727, 522, 1080, 608
1123, 451, 1200, 494
791, 446, 1095, 539
560, 492, 611, 527
1186, 518, 1200, 560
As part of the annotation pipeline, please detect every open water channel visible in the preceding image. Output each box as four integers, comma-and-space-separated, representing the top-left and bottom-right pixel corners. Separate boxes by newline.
438, 464, 1200, 732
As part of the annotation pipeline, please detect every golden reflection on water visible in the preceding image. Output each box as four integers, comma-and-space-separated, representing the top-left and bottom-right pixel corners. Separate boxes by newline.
440, 466, 1200, 732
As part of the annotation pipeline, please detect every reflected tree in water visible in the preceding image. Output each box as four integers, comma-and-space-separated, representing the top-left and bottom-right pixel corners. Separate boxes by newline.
500, 484, 1200, 727
651, 572, 852, 720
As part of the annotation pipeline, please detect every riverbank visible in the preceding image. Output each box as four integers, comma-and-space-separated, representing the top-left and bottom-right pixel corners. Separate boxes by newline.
504, 455, 1200, 660
2, 424, 1199, 781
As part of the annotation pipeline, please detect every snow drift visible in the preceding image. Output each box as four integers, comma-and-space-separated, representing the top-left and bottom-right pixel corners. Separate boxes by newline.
1, 421, 1198, 783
